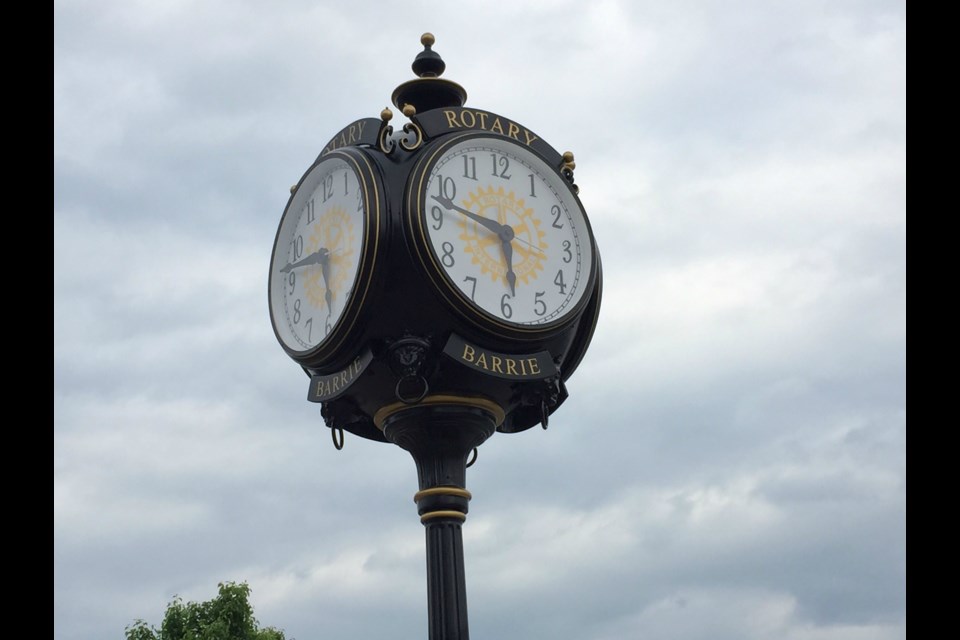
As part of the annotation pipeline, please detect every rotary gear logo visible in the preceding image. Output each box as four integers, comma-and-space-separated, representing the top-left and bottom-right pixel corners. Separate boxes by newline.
303, 206, 356, 309
459, 186, 547, 286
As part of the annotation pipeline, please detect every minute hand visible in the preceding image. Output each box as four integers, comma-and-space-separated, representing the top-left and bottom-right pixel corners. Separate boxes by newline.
431, 194, 545, 257
431, 195, 506, 236
280, 248, 330, 273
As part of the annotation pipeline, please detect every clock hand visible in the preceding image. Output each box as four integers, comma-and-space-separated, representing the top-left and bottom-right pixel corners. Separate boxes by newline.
433, 194, 519, 291
321, 257, 333, 311
501, 226, 517, 296
431, 194, 547, 256
512, 236, 545, 255
431, 194, 506, 236
279, 247, 331, 273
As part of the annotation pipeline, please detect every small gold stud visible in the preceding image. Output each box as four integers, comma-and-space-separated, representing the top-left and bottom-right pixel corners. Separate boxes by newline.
381, 107, 393, 121
402, 104, 416, 117
290, 184, 297, 194
421, 33, 435, 47
562, 151, 575, 163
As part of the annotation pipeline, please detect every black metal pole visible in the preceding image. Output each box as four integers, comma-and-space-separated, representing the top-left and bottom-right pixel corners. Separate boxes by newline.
382, 403, 498, 640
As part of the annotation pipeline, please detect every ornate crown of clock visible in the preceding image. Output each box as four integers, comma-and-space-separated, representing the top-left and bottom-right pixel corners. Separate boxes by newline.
269, 34, 602, 443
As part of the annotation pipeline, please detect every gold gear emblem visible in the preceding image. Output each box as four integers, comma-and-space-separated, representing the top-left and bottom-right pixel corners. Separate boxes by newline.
303, 206, 356, 309
459, 186, 547, 286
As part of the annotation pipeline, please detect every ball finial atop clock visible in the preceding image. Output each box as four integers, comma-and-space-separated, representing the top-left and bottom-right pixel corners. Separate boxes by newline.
392, 32, 466, 113
412, 32, 445, 78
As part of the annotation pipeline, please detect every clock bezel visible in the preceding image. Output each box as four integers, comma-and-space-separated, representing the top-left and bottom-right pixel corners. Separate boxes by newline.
405, 131, 598, 339
268, 146, 383, 366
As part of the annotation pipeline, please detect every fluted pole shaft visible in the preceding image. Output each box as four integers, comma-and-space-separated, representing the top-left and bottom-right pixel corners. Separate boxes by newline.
382, 404, 498, 640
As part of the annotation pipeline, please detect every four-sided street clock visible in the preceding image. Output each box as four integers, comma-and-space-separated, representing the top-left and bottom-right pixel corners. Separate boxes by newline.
267, 33, 602, 640
267, 38, 602, 440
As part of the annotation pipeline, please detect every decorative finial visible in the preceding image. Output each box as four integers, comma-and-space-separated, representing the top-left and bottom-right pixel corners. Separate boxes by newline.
381, 107, 393, 122
391, 32, 467, 114
412, 32, 445, 78
561, 151, 578, 191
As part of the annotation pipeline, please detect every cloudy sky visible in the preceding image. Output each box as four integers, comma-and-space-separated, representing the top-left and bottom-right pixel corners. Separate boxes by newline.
54, 1, 905, 639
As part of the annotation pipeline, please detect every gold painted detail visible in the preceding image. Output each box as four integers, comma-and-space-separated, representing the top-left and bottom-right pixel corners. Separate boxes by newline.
421, 33, 435, 47
311, 353, 367, 400
420, 510, 467, 523
442, 109, 540, 146
414, 487, 473, 503
374, 394, 506, 430
441, 335, 558, 380
460, 186, 546, 288
400, 122, 424, 151
303, 207, 356, 310
460, 343, 542, 377
379, 124, 395, 154
321, 120, 370, 156
381, 107, 393, 122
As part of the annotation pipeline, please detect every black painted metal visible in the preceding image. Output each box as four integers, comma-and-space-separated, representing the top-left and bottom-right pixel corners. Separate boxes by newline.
424, 519, 469, 640
382, 405, 498, 640
392, 34, 467, 114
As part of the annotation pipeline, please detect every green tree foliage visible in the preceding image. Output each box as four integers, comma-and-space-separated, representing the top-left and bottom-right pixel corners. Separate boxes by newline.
125, 581, 286, 640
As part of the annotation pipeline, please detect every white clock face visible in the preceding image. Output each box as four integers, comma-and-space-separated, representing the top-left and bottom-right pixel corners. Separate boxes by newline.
416, 136, 594, 329
270, 155, 368, 353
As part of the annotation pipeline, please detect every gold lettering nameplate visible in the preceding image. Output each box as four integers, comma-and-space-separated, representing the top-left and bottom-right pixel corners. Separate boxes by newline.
442, 334, 557, 380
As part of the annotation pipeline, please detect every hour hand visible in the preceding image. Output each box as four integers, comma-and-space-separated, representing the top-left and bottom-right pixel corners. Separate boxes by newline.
431, 194, 505, 236
502, 237, 517, 296
280, 248, 330, 273
321, 258, 333, 311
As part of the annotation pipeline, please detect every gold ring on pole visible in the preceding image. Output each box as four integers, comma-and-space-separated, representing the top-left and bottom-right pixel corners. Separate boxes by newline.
420, 510, 467, 523
414, 486, 473, 503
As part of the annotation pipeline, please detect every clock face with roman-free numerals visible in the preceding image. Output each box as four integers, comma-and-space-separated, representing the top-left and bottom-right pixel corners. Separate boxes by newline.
269, 148, 380, 361
408, 133, 596, 336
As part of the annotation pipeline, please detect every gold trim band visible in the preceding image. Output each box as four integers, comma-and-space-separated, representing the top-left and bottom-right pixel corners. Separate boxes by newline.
374, 394, 505, 430
420, 510, 467, 523
414, 486, 473, 503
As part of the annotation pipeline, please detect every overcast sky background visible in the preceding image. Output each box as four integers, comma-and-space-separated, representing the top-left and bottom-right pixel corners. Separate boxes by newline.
54, 1, 905, 639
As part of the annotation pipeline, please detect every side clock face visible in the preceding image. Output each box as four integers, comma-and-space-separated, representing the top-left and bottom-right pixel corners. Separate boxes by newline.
269, 148, 381, 361
408, 134, 595, 334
